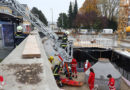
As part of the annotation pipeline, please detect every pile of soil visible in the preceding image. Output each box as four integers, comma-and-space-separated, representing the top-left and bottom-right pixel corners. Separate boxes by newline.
8, 64, 43, 84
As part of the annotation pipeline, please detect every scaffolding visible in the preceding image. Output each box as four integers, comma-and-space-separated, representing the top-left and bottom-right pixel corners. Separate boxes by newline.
117, 0, 130, 40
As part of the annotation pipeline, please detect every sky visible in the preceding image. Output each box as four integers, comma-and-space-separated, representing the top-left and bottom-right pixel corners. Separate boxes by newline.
18, 0, 85, 23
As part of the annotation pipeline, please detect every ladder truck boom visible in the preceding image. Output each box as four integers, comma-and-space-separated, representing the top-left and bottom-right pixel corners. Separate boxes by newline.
0, 0, 73, 62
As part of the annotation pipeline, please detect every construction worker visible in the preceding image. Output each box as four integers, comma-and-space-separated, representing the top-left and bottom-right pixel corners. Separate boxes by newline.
0, 75, 5, 89
71, 58, 78, 78
53, 64, 63, 87
65, 66, 72, 80
88, 68, 95, 90
107, 74, 116, 90
84, 60, 91, 72
15, 25, 27, 47
61, 31, 69, 49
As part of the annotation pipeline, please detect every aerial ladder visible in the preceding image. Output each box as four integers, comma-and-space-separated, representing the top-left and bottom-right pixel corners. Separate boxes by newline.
0, 0, 73, 63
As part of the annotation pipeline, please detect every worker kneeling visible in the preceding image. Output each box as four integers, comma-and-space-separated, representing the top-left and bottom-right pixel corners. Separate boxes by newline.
107, 74, 116, 90
53, 64, 63, 87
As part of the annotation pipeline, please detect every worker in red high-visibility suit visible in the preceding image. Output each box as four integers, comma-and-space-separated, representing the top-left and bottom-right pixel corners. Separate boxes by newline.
107, 74, 116, 90
0, 75, 5, 88
88, 68, 95, 90
84, 60, 91, 72
71, 58, 77, 78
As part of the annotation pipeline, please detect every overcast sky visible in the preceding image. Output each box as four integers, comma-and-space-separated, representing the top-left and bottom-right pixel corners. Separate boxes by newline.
18, 0, 85, 23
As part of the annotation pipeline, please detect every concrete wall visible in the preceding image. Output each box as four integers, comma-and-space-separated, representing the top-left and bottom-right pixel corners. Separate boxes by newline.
0, 31, 60, 90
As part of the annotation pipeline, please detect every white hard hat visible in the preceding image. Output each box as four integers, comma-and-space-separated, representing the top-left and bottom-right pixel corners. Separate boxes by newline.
68, 66, 71, 69
86, 60, 88, 62
65, 31, 70, 35
17, 26, 23, 32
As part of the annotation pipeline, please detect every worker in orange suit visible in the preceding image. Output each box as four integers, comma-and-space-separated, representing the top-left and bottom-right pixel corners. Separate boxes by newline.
88, 68, 95, 90
107, 74, 116, 90
84, 60, 91, 72
71, 58, 78, 78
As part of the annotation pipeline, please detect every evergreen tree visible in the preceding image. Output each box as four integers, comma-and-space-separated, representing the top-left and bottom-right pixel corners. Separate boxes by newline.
73, 0, 78, 28
57, 13, 68, 29
31, 7, 48, 26
73, 0, 78, 20
68, 2, 73, 28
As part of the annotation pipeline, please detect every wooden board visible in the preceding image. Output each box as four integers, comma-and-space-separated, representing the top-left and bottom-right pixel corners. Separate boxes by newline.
22, 35, 41, 58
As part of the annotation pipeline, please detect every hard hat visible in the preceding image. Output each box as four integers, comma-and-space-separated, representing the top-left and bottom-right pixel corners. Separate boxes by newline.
65, 31, 70, 35
49, 56, 54, 60
17, 26, 23, 32
86, 60, 88, 63
68, 66, 71, 69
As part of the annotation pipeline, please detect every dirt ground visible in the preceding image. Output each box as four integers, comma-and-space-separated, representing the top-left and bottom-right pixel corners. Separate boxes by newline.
61, 72, 130, 90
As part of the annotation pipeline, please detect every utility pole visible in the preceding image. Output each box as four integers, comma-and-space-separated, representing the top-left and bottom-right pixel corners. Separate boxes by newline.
62, 13, 63, 29
51, 8, 53, 30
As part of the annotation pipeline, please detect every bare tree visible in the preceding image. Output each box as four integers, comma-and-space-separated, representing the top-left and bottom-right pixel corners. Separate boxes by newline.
98, 0, 119, 20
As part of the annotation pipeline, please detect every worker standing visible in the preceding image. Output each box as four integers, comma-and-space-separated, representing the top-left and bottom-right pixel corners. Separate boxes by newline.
15, 26, 27, 47
53, 64, 63, 87
84, 60, 91, 72
107, 74, 116, 90
61, 31, 69, 49
71, 58, 78, 78
88, 68, 95, 90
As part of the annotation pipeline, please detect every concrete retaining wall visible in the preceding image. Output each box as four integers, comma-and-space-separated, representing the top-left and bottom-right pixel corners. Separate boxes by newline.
0, 31, 59, 90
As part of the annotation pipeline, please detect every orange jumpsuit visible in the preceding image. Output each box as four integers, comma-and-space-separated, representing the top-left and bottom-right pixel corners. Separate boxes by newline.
88, 72, 95, 90
108, 77, 116, 90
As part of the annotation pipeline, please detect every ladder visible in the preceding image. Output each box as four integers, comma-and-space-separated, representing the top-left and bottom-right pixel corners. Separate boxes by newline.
0, 0, 73, 62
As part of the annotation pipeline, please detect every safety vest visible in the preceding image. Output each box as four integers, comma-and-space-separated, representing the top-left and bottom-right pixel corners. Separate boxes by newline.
53, 65, 60, 76
61, 44, 67, 47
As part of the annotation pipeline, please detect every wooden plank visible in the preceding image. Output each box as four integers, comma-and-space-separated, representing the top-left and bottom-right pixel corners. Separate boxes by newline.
22, 35, 41, 58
